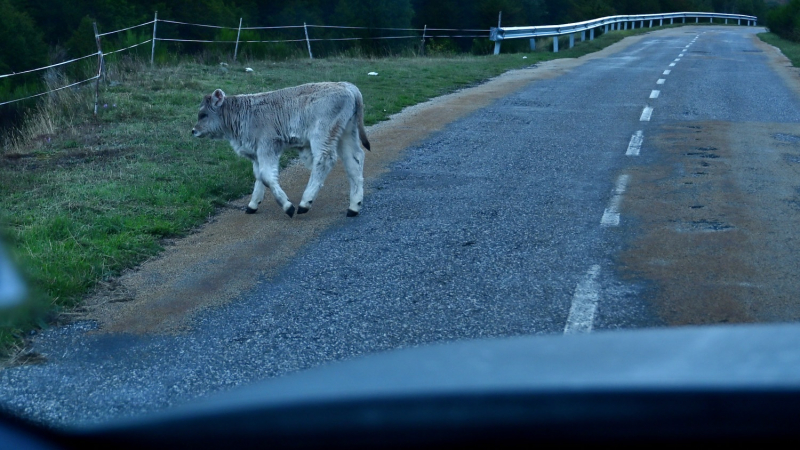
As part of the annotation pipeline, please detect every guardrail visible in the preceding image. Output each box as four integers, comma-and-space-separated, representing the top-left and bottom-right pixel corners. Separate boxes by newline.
490, 12, 758, 54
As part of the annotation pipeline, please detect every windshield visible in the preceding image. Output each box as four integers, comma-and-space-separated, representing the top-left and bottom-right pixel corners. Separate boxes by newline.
1, 0, 796, 433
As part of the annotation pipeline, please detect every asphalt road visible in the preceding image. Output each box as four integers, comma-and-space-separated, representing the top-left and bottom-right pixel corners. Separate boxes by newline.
2, 25, 800, 427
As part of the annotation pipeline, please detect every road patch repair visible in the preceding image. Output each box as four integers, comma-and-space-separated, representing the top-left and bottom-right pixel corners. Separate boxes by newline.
618, 120, 800, 325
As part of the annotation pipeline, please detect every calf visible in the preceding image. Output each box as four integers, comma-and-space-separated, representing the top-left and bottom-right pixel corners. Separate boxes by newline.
191, 82, 370, 217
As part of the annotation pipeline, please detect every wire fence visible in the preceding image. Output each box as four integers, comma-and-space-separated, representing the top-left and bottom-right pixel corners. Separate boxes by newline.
0, 13, 491, 110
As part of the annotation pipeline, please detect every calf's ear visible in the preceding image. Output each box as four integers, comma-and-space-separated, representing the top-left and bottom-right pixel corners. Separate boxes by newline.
211, 89, 226, 108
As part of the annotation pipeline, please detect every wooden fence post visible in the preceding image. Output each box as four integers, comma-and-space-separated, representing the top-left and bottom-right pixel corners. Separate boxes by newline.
92, 22, 104, 116
151, 11, 158, 66
304, 23, 313, 59
420, 25, 427, 56
234, 17, 242, 61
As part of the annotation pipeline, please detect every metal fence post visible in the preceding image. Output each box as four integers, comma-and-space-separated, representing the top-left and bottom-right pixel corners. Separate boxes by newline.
304, 23, 313, 59
151, 11, 158, 66
92, 22, 103, 116
234, 18, 242, 61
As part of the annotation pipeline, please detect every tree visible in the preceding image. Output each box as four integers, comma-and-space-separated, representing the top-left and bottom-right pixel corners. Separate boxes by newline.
0, 0, 48, 74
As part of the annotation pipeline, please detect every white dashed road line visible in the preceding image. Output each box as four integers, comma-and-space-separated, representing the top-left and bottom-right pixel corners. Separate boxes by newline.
663, 69, 671, 75
650, 90, 660, 99
600, 174, 630, 227
657, 79, 665, 84
563, 265, 602, 334
626, 130, 644, 156
640, 106, 653, 121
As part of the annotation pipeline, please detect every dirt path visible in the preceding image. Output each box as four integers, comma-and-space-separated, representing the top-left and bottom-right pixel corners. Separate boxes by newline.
74, 29, 711, 335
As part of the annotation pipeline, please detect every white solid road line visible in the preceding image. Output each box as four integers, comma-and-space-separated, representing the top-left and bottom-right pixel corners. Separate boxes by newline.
563, 265, 602, 334
650, 90, 660, 99
640, 106, 653, 121
600, 174, 630, 226
657, 79, 665, 84
626, 130, 644, 156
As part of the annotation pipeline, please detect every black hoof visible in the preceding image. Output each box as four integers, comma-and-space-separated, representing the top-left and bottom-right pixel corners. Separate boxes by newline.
346, 209, 359, 217
245, 207, 257, 214
297, 206, 310, 214
286, 205, 295, 218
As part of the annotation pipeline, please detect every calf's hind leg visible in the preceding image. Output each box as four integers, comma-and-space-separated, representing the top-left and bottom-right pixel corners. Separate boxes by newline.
338, 127, 365, 217
297, 141, 338, 214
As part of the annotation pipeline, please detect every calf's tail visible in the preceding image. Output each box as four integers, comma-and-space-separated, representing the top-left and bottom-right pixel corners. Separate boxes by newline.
350, 85, 371, 151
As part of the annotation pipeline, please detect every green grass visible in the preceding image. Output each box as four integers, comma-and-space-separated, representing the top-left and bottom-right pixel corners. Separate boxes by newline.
0, 25, 668, 353
757, 32, 800, 67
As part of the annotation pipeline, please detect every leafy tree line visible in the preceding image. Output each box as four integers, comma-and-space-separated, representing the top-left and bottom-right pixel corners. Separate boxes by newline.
0, 0, 777, 73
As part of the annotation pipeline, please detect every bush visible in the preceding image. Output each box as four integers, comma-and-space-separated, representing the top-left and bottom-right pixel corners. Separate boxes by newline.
766, 0, 800, 42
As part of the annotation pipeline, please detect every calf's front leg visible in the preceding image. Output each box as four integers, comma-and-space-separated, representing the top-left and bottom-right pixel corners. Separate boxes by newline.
257, 151, 295, 218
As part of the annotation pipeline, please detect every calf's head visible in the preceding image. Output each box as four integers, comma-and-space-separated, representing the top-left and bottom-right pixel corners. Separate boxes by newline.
191, 89, 226, 139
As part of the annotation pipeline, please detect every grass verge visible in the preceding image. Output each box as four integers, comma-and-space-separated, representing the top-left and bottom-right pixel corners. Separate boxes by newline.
0, 25, 665, 354
757, 32, 800, 67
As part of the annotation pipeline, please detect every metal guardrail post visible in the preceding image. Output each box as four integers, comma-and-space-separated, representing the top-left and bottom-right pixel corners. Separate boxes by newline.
590, 28, 594, 40
530, 38, 535, 50
493, 12, 502, 55
553, 36, 559, 52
